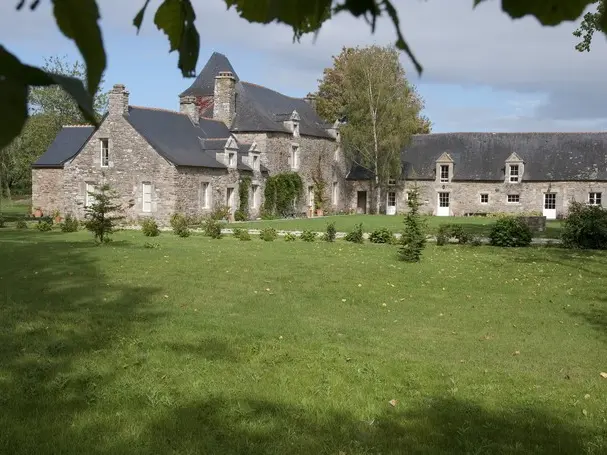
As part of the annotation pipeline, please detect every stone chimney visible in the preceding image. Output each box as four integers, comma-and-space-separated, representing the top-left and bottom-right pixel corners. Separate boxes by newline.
108, 83, 129, 116
304, 94, 317, 110
180, 95, 199, 124
213, 71, 236, 127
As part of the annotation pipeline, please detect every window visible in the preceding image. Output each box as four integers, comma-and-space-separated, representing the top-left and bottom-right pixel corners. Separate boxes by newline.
438, 192, 450, 207
226, 187, 234, 208
85, 183, 96, 207
387, 192, 396, 207
308, 185, 314, 206
142, 183, 152, 212
440, 164, 450, 182
480, 193, 489, 204
589, 192, 602, 206
228, 152, 236, 168
291, 145, 300, 170
334, 148, 339, 162
293, 122, 300, 137
509, 164, 520, 183
200, 182, 210, 209
100, 139, 109, 167
251, 184, 259, 209
252, 154, 260, 171
544, 193, 556, 210
388, 178, 397, 186
507, 194, 520, 203
332, 182, 338, 205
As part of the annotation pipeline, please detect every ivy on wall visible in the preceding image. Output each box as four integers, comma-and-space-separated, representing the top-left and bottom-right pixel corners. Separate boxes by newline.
235, 176, 251, 221
263, 172, 303, 217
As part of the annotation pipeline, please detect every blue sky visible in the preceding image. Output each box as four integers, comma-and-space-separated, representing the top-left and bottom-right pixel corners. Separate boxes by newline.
2, 0, 607, 132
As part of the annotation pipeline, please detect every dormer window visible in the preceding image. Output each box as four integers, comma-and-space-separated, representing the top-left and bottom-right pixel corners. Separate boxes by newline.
100, 138, 109, 167
439, 165, 449, 183
252, 154, 260, 171
293, 122, 300, 137
435, 152, 453, 183
509, 164, 520, 183
228, 152, 236, 168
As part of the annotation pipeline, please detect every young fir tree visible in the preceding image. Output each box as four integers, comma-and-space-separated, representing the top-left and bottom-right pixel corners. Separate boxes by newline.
399, 184, 427, 262
84, 183, 124, 244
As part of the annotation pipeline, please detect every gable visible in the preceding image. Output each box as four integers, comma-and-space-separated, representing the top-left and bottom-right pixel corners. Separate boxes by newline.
32, 126, 95, 168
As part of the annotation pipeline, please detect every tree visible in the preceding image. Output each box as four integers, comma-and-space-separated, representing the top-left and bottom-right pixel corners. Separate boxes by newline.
2, 0, 606, 150
331, 45, 425, 214
399, 184, 426, 263
84, 183, 124, 244
573, 0, 606, 52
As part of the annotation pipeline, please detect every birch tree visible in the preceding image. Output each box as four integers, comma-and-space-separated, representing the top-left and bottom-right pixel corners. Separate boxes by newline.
326, 45, 425, 214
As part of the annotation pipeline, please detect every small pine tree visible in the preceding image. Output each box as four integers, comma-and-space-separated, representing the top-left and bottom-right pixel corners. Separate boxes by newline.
399, 185, 427, 262
84, 183, 124, 244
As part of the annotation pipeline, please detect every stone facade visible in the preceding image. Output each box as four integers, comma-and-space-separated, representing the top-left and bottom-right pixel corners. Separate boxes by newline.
31, 168, 64, 214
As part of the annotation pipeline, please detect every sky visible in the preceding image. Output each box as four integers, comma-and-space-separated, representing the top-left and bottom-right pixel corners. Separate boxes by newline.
1, 0, 607, 132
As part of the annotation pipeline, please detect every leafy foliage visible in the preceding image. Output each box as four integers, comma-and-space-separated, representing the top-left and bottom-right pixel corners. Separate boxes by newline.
369, 227, 395, 244
0, 215, 4, 228
399, 186, 426, 262
437, 224, 473, 245
263, 172, 303, 217
573, 0, 606, 52
203, 218, 222, 239
231, 227, 245, 239
141, 217, 160, 237
60, 214, 79, 232
344, 223, 364, 243
237, 230, 251, 241
210, 204, 230, 221
489, 217, 533, 248
235, 176, 251, 221
170, 213, 190, 238
15, 219, 27, 229
300, 230, 317, 242
561, 201, 607, 249
324, 222, 336, 242
36, 220, 53, 232
284, 232, 297, 242
84, 184, 124, 243
260, 227, 278, 242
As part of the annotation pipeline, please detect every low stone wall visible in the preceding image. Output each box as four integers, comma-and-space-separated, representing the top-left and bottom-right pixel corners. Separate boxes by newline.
517, 216, 546, 232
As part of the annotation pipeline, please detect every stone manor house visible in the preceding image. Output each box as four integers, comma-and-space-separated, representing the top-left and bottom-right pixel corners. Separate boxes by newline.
32, 52, 607, 222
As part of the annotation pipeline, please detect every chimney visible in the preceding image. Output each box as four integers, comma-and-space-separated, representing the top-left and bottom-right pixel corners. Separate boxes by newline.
304, 94, 317, 111
108, 83, 129, 116
179, 95, 199, 124
213, 71, 236, 127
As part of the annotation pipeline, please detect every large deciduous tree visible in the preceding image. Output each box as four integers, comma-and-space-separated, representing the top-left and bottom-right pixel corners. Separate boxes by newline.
324, 45, 426, 214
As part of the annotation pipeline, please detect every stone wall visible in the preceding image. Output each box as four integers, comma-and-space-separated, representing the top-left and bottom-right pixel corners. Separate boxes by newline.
31, 168, 65, 216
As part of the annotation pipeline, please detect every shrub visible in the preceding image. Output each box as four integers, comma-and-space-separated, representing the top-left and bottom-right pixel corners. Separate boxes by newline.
489, 217, 533, 247
399, 186, 427, 262
300, 230, 317, 242
561, 202, 607, 250
232, 227, 245, 239
210, 205, 230, 221
284, 232, 297, 242
16, 219, 28, 229
260, 227, 277, 241
238, 230, 251, 241
203, 218, 222, 239
84, 184, 124, 244
469, 236, 483, 247
140, 218, 159, 237
324, 222, 336, 242
234, 210, 248, 221
36, 220, 53, 232
369, 227, 395, 244
437, 224, 473, 245
61, 214, 79, 233
170, 213, 190, 238
344, 223, 364, 243
143, 241, 160, 249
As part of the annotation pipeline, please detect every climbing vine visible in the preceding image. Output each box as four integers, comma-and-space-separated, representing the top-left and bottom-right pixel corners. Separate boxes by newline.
312, 154, 327, 211
235, 175, 251, 221
263, 172, 303, 217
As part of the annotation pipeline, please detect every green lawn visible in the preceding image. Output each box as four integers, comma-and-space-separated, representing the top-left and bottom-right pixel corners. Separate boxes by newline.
229, 214, 563, 238
1, 229, 605, 454
0, 197, 30, 221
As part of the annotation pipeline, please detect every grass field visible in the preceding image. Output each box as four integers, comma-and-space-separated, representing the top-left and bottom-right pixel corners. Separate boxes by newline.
229, 214, 563, 238
0, 197, 30, 221
0, 228, 605, 454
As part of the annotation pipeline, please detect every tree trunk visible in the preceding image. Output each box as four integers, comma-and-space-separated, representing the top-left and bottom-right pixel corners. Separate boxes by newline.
4, 182, 11, 201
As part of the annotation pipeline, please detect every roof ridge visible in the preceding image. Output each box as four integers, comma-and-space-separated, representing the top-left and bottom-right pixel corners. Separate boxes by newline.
242, 81, 303, 101
63, 124, 94, 128
129, 105, 182, 114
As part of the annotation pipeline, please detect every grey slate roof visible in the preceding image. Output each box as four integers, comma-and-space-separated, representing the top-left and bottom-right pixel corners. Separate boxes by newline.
180, 52, 239, 97
32, 126, 95, 168
401, 132, 607, 181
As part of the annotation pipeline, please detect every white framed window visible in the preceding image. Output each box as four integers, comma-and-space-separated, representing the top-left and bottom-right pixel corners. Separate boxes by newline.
251, 184, 259, 209
100, 139, 109, 167
334, 148, 339, 162
388, 178, 397, 186
439, 165, 449, 183
589, 192, 602, 206
507, 194, 520, 203
480, 193, 489, 204
387, 191, 396, 207
226, 187, 235, 209
332, 182, 338, 205
142, 182, 152, 212
291, 144, 300, 170
544, 193, 556, 210
252, 154, 260, 171
227, 152, 236, 168
85, 183, 96, 207
200, 182, 210, 209
509, 164, 520, 183
308, 185, 314, 206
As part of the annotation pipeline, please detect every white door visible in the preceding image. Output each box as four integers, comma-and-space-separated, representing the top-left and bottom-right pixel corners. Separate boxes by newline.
437, 192, 450, 216
543, 193, 556, 219
386, 192, 397, 215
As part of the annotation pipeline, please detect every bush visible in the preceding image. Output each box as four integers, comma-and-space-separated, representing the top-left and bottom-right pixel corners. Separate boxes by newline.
369, 227, 395, 244
284, 232, 297, 242
344, 223, 364, 243
300, 230, 317, 242
234, 209, 248, 221
238, 230, 251, 241
61, 214, 79, 233
324, 222, 336, 242
399, 186, 427, 262
437, 224, 473, 245
170, 213, 190, 238
210, 205, 230, 221
143, 241, 160, 249
561, 201, 607, 250
203, 218, 222, 239
140, 218, 159, 237
16, 219, 28, 229
232, 227, 245, 239
489, 217, 533, 247
36, 220, 53, 232
260, 227, 277, 241
0, 215, 4, 228
469, 236, 483, 247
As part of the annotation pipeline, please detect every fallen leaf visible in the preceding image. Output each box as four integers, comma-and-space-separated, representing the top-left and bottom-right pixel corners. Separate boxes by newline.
341, 299, 347, 302
600, 372, 607, 379
388, 399, 398, 407
584, 394, 590, 399
513, 351, 520, 356
582, 409, 588, 416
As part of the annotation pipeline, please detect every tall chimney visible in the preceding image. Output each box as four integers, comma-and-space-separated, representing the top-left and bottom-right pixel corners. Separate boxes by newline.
179, 95, 199, 124
213, 71, 236, 127
304, 93, 317, 111
108, 84, 129, 116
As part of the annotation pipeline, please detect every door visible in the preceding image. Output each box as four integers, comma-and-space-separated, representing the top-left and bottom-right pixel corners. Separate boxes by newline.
543, 193, 556, 219
226, 187, 234, 210
357, 191, 367, 214
386, 191, 397, 215
437, 192, 450, 216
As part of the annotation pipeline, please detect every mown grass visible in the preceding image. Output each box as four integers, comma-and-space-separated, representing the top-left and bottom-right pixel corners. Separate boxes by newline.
229, 214, 563, 238
0, 228, 605, 454
0, 197, 30, 222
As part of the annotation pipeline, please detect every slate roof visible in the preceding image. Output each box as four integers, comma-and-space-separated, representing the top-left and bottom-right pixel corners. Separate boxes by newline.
32, 126, 95, 168
182, 52, 334, 139
347, 132, 607, 182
